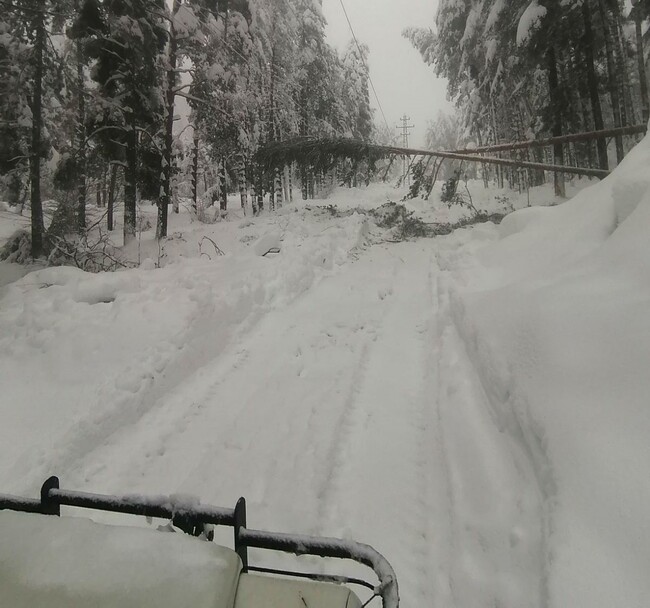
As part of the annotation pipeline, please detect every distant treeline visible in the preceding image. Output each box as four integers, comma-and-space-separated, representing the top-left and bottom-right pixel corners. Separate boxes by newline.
0, 0, 374, 257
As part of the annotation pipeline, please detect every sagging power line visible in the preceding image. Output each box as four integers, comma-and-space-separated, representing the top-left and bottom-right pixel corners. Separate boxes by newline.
338, 0, 391, 134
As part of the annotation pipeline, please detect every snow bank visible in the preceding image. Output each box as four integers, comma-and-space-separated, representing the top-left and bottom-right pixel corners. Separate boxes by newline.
0, 209, 371, 495
253, 231, 282, 256
442, 133, 650, 607
320, 179, 590, 227
0, 510, 241, 608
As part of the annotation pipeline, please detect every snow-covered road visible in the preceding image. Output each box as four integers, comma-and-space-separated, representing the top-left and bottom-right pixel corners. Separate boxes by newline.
44, 240, 543, 608
3, 166, 650, 607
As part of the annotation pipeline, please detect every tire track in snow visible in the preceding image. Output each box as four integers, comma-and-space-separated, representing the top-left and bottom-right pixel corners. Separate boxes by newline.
315, 245, 446, 608
67, 247, 402, 535
61, 319, 261, 492
313, 255, 402, 528
237, 250, 403, 533
435, 270, 545, 608
421, 257, 455, 607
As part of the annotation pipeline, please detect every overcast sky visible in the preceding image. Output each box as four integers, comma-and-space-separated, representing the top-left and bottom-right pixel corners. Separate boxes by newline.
322, 0, 453, 147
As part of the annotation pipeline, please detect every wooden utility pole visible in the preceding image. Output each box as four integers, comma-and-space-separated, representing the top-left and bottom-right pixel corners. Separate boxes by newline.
256, 135, 619, 180
396, 114, 414, 185
450, 125, 647, 154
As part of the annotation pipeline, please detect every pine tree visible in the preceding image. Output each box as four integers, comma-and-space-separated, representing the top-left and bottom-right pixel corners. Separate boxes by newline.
340, 40, 372, 140
189, 0, 254, 214
4, 0, 79, 256
2, 1, 54, 257
157, 0, 221, 237
0, 10, 32, 211
84, 0, 167, 244
406, 0, 648, 188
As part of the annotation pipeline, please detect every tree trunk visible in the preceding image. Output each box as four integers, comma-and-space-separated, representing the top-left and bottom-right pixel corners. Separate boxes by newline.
124, 114, 138, 244
274, 167, 283, 208
101, 168, 108, 207
547, 45, 566, 197
7, 173, 22, 207
566, 50, 587, 136
301, 164, 308, 200
107, 163, 117, 232
518, 105, 536, 186
256, 165, 264, 214
583, 0, 609, 171
239, 157, 247, 214
75, 36, 87, 233
288, 163, 293, 202
598, 0, 625, 163
308, 169, 314, 199
29, 6, 46, 258
268, 174, 275, 211
269, 47, 277, 144
633, 6, 649, 123
172, 163, 179, 214
157, 0, 180, 240
490, 103, 503, 188
299, 114, 308, 201
250, 162, 258, 215
609, 0, 635, 125
220, 158, 227, 212
282, 165, 289, 202
476, 129, 489, 189
191, 133, 199, 211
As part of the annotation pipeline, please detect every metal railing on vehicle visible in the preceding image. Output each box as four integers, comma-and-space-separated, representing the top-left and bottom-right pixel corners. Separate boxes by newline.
0, 476, 399, 608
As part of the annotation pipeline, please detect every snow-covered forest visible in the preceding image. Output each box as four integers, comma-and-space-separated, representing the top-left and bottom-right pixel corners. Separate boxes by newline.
1, 2, 650, 608
1, 0, 373, 258
407, 0, 650, 178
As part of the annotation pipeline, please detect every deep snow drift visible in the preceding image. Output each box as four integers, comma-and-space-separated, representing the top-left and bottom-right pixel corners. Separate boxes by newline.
0, 156, 648, 608
440, 137, 650, 607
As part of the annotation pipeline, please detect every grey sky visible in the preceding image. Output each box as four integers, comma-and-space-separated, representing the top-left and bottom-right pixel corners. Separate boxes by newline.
322, 0, 453, 147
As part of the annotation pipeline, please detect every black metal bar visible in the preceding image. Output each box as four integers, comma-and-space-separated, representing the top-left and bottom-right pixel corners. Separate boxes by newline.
239, 528, 399, 608
0, 494, 43, 513
247, 566, 376, 591
41, 476, 60, 516
234, 497, 248, 571
48, 488, 235, 526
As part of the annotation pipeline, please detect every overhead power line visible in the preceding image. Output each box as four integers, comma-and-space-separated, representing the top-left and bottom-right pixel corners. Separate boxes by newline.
337, 0, 391, 133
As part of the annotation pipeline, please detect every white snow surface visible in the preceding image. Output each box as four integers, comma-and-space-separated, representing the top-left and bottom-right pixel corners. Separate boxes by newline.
0, 158, 648, 608
517, 1, 547, 46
